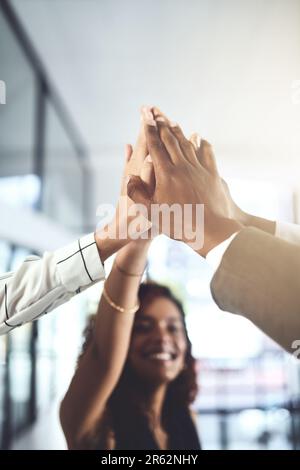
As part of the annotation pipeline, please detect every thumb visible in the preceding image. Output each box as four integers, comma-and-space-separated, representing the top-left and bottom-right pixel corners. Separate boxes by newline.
127, 175, 152, 209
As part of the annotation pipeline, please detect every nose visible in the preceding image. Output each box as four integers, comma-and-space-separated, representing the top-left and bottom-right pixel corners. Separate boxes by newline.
151, 323, 172, 345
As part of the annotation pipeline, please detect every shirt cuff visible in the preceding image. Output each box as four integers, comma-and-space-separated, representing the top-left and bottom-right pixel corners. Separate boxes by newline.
275, 221, 300, 245
206, 233, 239, 272
54, 233, 105, 292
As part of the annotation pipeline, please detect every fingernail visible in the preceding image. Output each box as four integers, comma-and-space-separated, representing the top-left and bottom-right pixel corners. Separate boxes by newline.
145, 155, 152, 163
145, 108, 154, 120
141, 105, 151, 116
170, 121, 178, 127
125, 175, 131, 184
195, 134, 201, 148
141, 106, 156, 126
156, 117, 165, 122
190, 133, 201, 148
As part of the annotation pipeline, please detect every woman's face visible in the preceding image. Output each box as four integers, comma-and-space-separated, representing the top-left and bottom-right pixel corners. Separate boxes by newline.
128, 296, 188, 385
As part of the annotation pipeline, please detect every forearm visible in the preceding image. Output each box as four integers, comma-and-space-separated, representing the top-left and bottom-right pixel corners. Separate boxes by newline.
94, 226, 131, 263
210, 227, 300, 353
93, 240, 150, 370
0, 225, 137, 336
60, 240, 150, 444
0, 233, 105, 335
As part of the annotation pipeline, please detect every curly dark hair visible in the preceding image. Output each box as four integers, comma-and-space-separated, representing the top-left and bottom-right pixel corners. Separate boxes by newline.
80, 282, 199, 449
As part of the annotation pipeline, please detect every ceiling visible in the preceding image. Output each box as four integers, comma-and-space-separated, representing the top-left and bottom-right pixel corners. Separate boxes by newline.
11, 0, 300, 211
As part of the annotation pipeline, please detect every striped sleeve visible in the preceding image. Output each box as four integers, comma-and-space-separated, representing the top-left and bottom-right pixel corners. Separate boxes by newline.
0, 233, 105, 335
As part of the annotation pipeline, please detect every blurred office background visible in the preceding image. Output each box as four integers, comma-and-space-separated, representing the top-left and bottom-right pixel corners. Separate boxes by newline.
1, 0, 300, 449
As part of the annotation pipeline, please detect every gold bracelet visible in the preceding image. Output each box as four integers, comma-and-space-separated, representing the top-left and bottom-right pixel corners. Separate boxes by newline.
102, 284, 140, 314
114, 260, 145, 277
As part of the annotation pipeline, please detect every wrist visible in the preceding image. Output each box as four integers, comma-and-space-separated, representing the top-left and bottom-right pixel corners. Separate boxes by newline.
94, 226, 129, 263
191, 215, 243, 258
115, 239, 150, 273
114, 259, 145, 277
126, 238, 152, 250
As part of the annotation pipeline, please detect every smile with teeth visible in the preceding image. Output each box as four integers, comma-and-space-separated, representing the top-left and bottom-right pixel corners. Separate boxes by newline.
144, 352, 177, 361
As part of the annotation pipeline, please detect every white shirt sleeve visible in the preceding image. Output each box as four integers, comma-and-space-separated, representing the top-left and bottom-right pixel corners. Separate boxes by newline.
0, 233, 105, 335
206, 233, 239, 271
206, 220, 300, 274
275, 221, 300, 245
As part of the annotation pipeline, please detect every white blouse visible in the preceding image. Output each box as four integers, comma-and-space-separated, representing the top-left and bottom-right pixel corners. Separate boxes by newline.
0, 233, 105, 335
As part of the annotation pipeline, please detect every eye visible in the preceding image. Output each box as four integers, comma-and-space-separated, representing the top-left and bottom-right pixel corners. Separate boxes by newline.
133, 321, 152, 334
168, 323, 183, 334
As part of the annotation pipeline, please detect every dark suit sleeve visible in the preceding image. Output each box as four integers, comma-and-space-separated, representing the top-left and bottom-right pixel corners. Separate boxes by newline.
210, 227, 300, 353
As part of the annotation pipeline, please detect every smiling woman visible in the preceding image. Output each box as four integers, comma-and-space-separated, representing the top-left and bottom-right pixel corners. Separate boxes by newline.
63, 282, 200, 450
129, 284, 193, 385
59, 135, 201, 450
58, 136, 200, 450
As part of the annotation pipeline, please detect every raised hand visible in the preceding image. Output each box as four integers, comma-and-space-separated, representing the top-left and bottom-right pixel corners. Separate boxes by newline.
97, 124, 155, 250
127, 107, 242, 256
190, 132, 275, 235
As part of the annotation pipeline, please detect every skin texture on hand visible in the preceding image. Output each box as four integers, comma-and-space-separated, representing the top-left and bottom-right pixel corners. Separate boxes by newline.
189, 131, 276, 236
95, 125, 155, 263
127, 107, 243, 257
95, 105, 273, 264
154, 106, 276, 237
